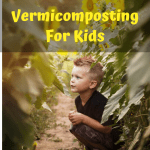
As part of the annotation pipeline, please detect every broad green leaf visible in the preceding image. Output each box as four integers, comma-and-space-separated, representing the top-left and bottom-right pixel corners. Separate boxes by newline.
113, 70, 121, 79
100, 79, 110, 93
53, 76, 70, 96
32, 53, 55, 86
62, 84, 70, 97
110, 84, 120, 97
109, 36, 120, 46
115, 52, 127, 68
137, 125, 150, 150
101, 29, 119, 44
53, 76, 64, 93
105, 66, 114, 77
31, 40, 47, 52
127, 38, 150, 98
116, 29, 141, 52
125, 0, 149, 14
118, 89, 144, 121
101, 85, 127, 124
119, 28, 126, 36
48, 40, 60, 52
119, 95, 126, 108
127, 2, 150, 31
148, 109, 150, 124
35, 97, 43, 109
121, 74, 127, 83
128, 127, 141, 150
91, 54, 106, 69
34, 87, 47, 109
42, 102, 52, 112
10, 68, 44, 96
143, 125, 150, 139
3, 135, 22, 150
90, 62, 97, 69
2, 52, 13, 69
106, 46, 118, 52
102, 88, 111, 99
2, 32, 22, 52
106, 62, 114, 68
3, 0, 46, 41
3, 83, 34, 147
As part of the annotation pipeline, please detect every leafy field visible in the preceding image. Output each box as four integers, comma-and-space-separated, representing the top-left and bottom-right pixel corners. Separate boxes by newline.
2, 0, 150, 150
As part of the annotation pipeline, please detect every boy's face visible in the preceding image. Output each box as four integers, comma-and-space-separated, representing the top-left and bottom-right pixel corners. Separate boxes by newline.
70, 65, 92, 94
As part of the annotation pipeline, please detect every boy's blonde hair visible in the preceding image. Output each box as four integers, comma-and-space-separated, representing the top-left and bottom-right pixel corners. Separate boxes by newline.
74, 56, 104, 88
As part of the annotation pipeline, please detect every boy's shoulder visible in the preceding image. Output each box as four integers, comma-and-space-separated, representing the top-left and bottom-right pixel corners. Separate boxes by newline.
75, 90, 107, 105
75, 95, 80, 104
94, 90, 107, 100
91, 90, 108, 105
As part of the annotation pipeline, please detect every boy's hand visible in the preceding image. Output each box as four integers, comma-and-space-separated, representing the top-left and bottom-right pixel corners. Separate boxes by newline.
69, 110, 76, 115
68, 110, 76, 123
68, 112, 84, 125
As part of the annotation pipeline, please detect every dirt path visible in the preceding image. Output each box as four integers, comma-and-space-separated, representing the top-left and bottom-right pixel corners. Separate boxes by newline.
36, 93, 81, 150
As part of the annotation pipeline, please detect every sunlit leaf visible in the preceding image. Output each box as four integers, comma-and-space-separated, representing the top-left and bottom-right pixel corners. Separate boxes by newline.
102, 29, 119, 44
100, 79, 110, 93
127, 38, 150, 98
143, 125, 150, 139
53, 76, 64, 93
137, 125, 150, 150
128, 126, 141, 150
10, 68, 44, 96
115, 52, 127, 68
102, 88, 111, 99
42, 102, 52, 112
53, 76, 70, 96
118, 89, 144, 121
110, 84, 120, 97
101, 85, 127, 124
32, 53, 55, 86
34, 88, 47, 109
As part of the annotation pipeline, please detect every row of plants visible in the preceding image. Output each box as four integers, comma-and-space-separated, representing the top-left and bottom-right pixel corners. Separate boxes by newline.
77, 0, 150, 149
2, 0, 72, 149
2, 0, 150, 150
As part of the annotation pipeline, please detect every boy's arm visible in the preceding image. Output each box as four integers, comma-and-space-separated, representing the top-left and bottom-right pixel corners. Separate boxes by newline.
69, 112, 111, 134
82, 114, 112, 134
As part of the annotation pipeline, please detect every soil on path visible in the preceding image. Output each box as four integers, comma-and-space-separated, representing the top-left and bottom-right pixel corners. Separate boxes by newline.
36, 93, 81, 150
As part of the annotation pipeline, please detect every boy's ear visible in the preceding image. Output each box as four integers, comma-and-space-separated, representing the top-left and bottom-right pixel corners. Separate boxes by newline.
89, 80, 97, 89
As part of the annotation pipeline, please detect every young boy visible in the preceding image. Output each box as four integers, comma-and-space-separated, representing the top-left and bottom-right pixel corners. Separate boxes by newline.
68, 56, 120, 150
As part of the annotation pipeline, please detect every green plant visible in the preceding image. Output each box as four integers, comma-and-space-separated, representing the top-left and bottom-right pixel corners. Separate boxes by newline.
2, 0, 69, 149
30, 106, 57, 139
3, 0, 150, 149
53, 137, 63, 142
76, 0, 150, 149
